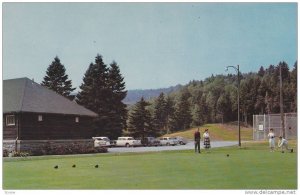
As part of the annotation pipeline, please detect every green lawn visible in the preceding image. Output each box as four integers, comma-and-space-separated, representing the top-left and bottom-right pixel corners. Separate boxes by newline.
3, 142, 297, 189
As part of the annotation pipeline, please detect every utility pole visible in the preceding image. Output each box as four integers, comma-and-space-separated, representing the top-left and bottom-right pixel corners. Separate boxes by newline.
279, 62, 285, 138
237, 65, 241, 147
226, 65, 241, 147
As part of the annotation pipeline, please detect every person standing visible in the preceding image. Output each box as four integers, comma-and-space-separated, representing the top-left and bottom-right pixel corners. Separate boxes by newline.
203, 129, 211, 152
194, 128, 201, 153
267, 128, 275, 152
278, 136, 293, 153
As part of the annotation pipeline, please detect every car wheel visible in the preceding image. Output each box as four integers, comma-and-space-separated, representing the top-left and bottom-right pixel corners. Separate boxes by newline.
125, 143, 130, 147
166, 142, 170, 146
179, 141, 183, 145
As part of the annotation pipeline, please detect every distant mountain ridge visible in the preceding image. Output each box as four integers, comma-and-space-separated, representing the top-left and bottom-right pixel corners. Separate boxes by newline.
124, 85, 182, 105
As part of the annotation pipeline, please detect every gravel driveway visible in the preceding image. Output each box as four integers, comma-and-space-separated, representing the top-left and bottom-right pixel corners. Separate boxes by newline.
108, 141, 237, 153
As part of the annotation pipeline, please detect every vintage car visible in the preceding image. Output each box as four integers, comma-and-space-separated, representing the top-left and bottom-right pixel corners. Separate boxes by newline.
92, 137, 111, 147
141, 137, 161, 146
159, 137, 178, 146
173, 136, 188, 145
115, 137, 142, 147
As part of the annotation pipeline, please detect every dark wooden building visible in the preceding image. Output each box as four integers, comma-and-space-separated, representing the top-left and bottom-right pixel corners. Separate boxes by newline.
3, 78, 98, 153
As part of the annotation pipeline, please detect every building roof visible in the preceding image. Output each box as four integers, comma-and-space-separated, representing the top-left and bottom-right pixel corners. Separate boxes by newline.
3, 77, 98, 117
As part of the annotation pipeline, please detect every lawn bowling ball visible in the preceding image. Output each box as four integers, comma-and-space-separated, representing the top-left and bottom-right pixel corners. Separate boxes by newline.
281, 151, 284, 153
226, 154, 229, 157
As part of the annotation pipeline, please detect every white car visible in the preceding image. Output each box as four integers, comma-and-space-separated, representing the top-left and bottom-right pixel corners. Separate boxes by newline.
116, 137, 142, 147
159, 137, 178, 146
173, 136, 188, 145
92, 137, 111, 147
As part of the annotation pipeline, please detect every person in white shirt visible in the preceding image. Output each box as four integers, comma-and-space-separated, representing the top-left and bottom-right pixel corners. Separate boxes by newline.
278, 136, 293, 153
203, 129, 210, 152
267, 129, 275, 152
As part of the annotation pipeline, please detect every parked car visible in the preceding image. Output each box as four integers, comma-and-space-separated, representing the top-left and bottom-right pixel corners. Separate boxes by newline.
173, 136, 188, 145
141, 137, 161, 146
92, 137, 111, 147
116, 137, 142, 147
159, 137, 178, 146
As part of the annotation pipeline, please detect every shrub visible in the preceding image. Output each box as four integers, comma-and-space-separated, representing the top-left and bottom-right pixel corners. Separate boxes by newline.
10, 151, 30, 157
35, 142, 108, 156
3, 149, 9, 157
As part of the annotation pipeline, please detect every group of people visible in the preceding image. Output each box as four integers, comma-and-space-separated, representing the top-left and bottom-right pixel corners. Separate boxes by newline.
194, 128, 210, 153
193, 127, 293, 154
267, 128, 293, 153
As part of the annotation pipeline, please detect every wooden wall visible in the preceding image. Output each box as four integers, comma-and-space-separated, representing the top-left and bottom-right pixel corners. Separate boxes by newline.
3, 114, 19, 139
18, 113, 95, 140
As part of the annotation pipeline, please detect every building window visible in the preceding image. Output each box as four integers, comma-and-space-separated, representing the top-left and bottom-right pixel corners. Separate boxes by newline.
6, 115, 15, 126
75, 117, 79, 123
38, 115, 43, 121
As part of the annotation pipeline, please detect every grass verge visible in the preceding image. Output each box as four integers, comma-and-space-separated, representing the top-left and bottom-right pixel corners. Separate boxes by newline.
3, 141, 297, 189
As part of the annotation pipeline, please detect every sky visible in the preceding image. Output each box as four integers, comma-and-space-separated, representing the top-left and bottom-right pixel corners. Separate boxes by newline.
2, 3, 298, 90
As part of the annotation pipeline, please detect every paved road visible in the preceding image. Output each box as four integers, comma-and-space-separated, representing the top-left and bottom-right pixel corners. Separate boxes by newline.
108, 141, 237, 153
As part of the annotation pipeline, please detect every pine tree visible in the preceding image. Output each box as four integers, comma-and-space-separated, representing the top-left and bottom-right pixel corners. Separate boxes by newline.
174, 90, 192, 130
106, 61, 128, 139
152, 93, 167, 135
216, 94, 230, 123
127, 97, 155, 138
165, 96, 176, 133
75, 63, 96, 110
76, 54, 110, 136
41, 56, 76, 99
76, 54, 128, 138
258, 66, 265, 77
255, 78, 268, 114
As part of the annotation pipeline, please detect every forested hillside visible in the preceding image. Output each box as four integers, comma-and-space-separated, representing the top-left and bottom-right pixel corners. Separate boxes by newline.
126, 61, 297, 137
42, 55, 296, 139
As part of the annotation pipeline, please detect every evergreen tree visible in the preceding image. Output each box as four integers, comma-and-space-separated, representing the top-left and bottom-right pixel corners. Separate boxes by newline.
41, 57, 76, 99
165, 96, 176, 133
255, 78, 268, 114
76, 54, 110, 136
107, 61, 128, 139
127, 97, 155, 138
75, 63, 97, 110
258, 66, 265, 77
174, 90, 192, 130
205, 91, 217, 122
152, 93, 167, 135
240, 76, 260, 125
216, 94, 230, 123
76, 54, 127, 138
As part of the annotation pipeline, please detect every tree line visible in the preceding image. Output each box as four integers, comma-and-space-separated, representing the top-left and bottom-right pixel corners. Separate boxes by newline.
41, 57, 297, 139
127, 61, 297, 138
